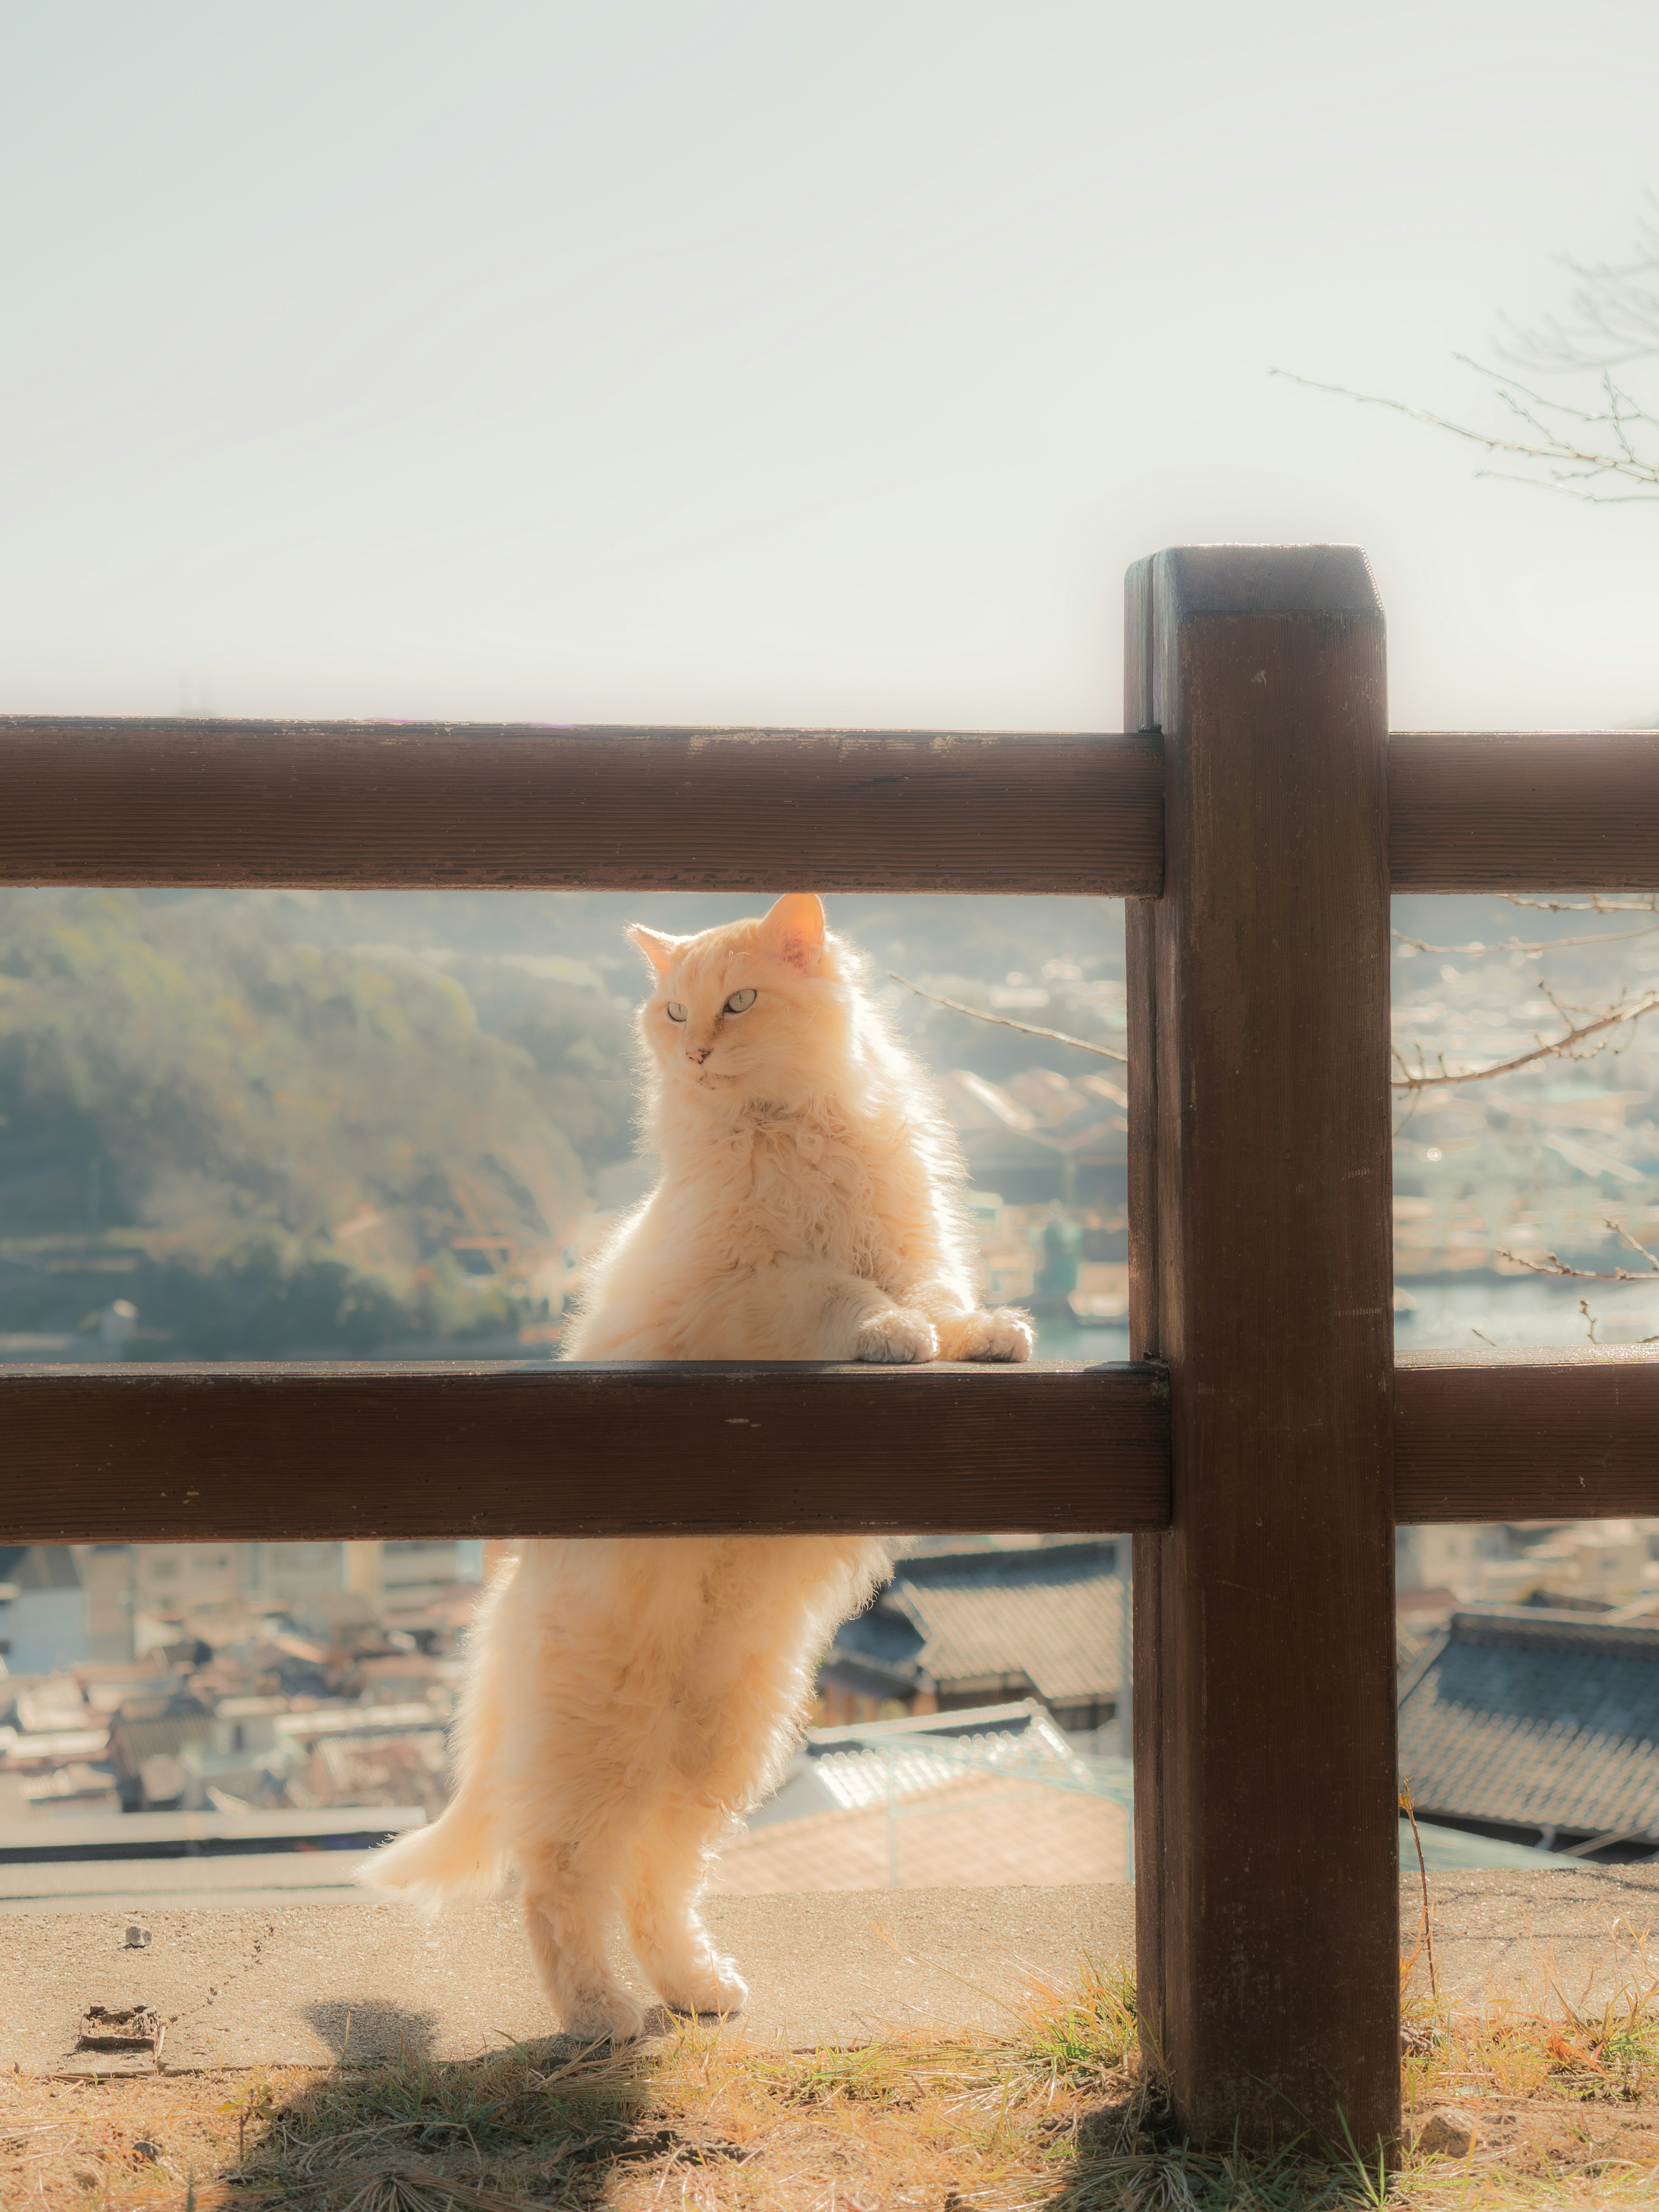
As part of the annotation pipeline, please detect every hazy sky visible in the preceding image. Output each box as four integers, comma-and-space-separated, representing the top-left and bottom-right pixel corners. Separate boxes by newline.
3, 1, 1656, 730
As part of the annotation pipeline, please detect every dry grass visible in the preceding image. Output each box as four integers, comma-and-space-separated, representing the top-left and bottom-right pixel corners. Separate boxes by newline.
7, 1958, 1659, 2210
1393, 1965, 1659, 2208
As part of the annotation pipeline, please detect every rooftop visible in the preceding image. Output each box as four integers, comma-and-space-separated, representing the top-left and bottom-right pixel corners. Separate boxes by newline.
1399, 1605, 1659, 1847
830, 1539, 1124, 1707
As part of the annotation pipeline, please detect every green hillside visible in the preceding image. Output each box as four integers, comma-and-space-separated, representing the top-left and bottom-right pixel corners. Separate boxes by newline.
0, 892, 612, 1356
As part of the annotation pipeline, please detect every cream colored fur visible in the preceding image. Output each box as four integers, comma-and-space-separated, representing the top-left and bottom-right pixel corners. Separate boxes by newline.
357, 894, 1034, 2039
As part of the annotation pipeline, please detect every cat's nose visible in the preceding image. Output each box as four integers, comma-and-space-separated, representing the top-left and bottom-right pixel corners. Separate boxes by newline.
686, 1045, 711, 1064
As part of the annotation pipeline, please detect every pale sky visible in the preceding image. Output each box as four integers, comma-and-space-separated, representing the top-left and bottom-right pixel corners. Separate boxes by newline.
3, 0, 1656, 732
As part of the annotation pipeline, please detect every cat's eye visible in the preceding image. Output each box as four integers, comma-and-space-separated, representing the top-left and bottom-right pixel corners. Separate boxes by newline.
723, 988, 757, 1015
665, 1001, 688, 1023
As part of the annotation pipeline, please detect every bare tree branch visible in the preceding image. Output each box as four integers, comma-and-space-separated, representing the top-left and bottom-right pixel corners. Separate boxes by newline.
888, 972, 1128, 1064
1497, 1218, 1659, 1284
1394, 914, 1659, 958
1390, 990, 1659, 1091
1501, 893, 1659, 917
1270, 363, 1659, 504
1496, 197, 1659, 372
1276, 202, 1659, 505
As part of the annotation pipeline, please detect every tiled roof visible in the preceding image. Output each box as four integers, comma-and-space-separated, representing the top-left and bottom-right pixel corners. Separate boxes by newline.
806, 1701, 1106, 1805
1398, 1607, 1659, 1842
718, 1704, 1130, 1892
889, 1541, 1123, 1703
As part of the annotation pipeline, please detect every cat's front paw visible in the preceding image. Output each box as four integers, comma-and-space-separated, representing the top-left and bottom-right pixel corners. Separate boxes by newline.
941, 1306, 1036, 1362
855, 1307, 940, 1364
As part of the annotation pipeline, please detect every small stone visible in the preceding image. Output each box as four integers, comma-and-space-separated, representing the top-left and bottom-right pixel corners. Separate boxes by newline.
124, 1925, 152, 1950
1415, 2107, 1479, 2158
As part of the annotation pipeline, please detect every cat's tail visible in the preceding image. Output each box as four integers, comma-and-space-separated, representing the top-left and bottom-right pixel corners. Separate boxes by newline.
355, 1550, 518, 1910
356, 1783, 509, 1910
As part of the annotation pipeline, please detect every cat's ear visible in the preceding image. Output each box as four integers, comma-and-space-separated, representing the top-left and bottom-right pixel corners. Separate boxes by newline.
626, 925, 683, 979
757, 893, 826, 970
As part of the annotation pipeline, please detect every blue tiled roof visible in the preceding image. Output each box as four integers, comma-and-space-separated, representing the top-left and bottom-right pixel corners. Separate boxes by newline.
830, 1540, 1123, 1704
1398, 1607, 1659, 1842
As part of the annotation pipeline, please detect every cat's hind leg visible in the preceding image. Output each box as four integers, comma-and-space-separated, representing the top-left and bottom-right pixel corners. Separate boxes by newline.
620, 1789, 748, 2018
520, 1834, 649, 2045
503, 1662, 657, 2041
508, 1726, 655, 2040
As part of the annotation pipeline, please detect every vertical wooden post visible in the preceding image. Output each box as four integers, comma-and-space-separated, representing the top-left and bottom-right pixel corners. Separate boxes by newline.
1125, 547, 1398, 2148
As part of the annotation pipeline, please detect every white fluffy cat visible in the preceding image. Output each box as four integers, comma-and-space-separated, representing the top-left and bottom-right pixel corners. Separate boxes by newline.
358, 893, 1033, 2038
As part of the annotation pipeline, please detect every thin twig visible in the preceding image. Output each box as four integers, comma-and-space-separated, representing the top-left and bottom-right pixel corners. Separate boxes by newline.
1496, 198, 1659, 372
1497, 1218, 1659, 1283
1393, 918, 1659, 957
1399, 1783, 1439, 2005
1505, 893, 1659, 916
888, 973, 1128, 1064
1271, 362, 1659, 503
1390, 992, 1659, 1090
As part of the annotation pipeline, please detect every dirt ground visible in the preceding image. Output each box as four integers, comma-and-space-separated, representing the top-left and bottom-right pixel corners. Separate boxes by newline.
7, 1960, 1659, 2209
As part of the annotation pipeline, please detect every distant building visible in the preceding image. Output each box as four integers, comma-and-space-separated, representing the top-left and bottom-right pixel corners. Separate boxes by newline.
1396, 1524, 1508, 1600
136, 1543, 239, 1615
937, 1065, 1126, 1206
77, 1544, 137, 1662
375, 1542, 484, 1618
1399, 1606, 1659, 1858
0, 1546, 87, 1675
823, 1539, 1124, 1735
107, 1695, 219, 1808
1397, 1519, 1659, 1623
241, 1543, 347, 1607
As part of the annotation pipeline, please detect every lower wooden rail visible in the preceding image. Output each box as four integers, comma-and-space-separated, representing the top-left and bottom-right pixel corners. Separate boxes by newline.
6, 1345, 1657, 1543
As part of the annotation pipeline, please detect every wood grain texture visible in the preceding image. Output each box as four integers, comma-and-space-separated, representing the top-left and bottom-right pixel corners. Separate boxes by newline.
1128, 545, 1399, 2149
13, 1346, 1650, 1544
10, 716, 1657, 896
0, 719, 1165, 896
1, 1359, 1172, 1543
1395, 1345, 1659, 1522
1391, 732, 1659, 890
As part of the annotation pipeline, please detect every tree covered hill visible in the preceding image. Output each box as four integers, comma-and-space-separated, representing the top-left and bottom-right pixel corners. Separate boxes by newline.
0, 891, 626, 1354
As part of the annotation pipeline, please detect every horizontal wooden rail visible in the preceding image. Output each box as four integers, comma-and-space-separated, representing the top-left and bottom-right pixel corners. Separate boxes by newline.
1393, 1345, 1659, 1522
7, 720, 1659, 895
7, 1346, 1659, 1541
1390, 732, 1659, 891
1, 1359, 1173, 1542
0, 720, 1164, 897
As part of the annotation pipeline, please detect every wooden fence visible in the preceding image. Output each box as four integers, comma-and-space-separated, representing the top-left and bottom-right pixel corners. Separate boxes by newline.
6, 542, 1659, 2151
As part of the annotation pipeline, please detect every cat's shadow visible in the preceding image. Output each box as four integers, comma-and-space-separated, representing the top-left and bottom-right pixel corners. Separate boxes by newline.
239, 2002, 725, 2206
300, 1997, 440, 2065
